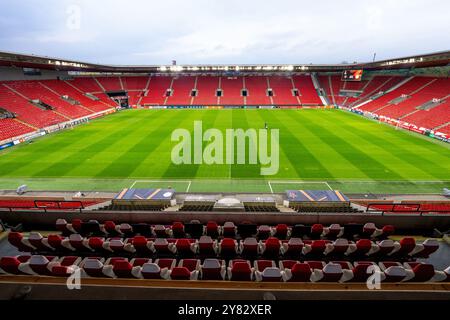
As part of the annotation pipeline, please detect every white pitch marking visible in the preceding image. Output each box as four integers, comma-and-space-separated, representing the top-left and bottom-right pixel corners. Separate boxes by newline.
268, 181, 274, 194
186, 180, 192, 192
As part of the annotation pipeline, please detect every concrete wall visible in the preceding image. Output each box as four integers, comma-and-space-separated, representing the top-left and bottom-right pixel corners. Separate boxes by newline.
1, 209, 449, 231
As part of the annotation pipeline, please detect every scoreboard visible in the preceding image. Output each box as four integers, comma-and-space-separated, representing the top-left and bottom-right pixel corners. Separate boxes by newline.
342, 69, 363, 81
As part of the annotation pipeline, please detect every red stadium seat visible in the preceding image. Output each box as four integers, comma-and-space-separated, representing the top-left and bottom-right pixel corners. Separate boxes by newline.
206, 221, 220, 238
171, 222, 185, 238
260, 237, 281, 257
131, 236, 153, 255
0, 257, 23, 274
8, 232, 35, 252
178, 259, 200, 272
169, 266, 198, 280
227, 260, 253, 281
219, 238, 238, 257
310, 224, 324, 239
284, 263, 312, 282
273, 224, 289, 239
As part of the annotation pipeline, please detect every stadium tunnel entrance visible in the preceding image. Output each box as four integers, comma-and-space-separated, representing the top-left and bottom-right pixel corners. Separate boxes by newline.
107, 90, 129, 108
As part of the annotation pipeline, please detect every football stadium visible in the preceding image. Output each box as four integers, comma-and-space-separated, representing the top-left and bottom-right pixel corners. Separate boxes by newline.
0, 0, 449, 311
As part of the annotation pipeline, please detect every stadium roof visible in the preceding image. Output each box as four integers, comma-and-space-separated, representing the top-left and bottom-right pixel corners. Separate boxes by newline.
0, 50, 449, 74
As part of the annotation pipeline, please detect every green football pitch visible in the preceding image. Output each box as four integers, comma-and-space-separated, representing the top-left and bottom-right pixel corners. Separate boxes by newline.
0, 108, 449, 194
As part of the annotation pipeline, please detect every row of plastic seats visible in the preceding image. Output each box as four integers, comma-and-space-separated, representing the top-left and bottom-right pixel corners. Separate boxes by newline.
9, 232, 439, 259
1, 255, 448, 283
56, 219, 394, 240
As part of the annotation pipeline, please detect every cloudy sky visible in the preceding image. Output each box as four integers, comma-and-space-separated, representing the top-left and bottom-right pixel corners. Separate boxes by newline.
0, 0, 448, 65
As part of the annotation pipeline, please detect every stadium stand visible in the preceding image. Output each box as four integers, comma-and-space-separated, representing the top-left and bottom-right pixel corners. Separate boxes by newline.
6, 81, 93, 119
220, 76, 245, 105
0, 118, 34, 141
1, 254, 448, 282
292, 75, 322, 104
192, 76, 220, 105
140, 76, 173, 105
0, 72, 448, 144
40, 79, 111, 113
166, 76, 196, 105
347, 76, 405, 107
245, 76, 271, 105
95, 76, 122, 91
69, 77, 104, 93
121, 76, 149, 106
0, 84, 66, 128
269, 76, 300, 105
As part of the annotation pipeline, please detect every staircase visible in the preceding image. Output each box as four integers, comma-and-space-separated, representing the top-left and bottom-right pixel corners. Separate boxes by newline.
290, 77, 301, 105
119, 77, 124, 90
242, 76, 247, 106
350, 77, 393, 108
163, 77, 175, 105
384, 76, 415, 94
13, 118, 38, 130
93, 77, 106, 92
266, 77, 274, 105
137, 76, 151, 106
434, 121, 450, 131
328, 76, 336, 105
311, 73, 329, 105
190, 76, 198, 106
399, 109, 420, 119
217, 77, 222, 105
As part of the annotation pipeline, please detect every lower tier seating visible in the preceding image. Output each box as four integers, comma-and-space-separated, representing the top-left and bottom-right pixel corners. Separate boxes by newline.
8, 232, 439, 260
0, 118, 34, 141
1, 255, 448, 282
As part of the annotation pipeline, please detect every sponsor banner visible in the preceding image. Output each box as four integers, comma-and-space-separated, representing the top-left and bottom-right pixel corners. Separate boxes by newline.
23, 131, 46, 141
89, 109, 116, 119
258, 105, 276, 109
223, 105, 243, 109
278, 106, 301, 109
431, 134, 450, 143
147, 105, 166, 109
409, 126, 425, 134
346, 109, 448, 143
166, 105, 205, 109
0, 142, 14, 150
206, 106, 223, 109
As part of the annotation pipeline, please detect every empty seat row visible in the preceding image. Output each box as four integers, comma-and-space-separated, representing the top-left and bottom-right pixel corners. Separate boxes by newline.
1, 255, 448, 283
56, 219, 394, 241
9, 232, 438, 260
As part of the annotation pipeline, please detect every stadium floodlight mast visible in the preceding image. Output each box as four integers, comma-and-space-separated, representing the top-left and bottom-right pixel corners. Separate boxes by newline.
171, 121, 279, 176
